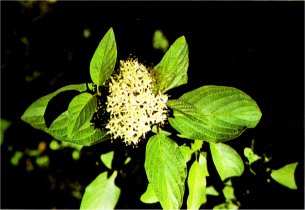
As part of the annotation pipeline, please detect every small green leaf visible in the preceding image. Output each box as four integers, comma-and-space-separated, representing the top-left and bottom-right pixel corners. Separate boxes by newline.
223, 185, 235, 201
206, 186, 219, 196
145, 133, 187, 209
154, 36, 189, 93
124, 157, 131, 165
11, 151, 23, 166
244, 147, 261, 164
210, 143, 244, 181
67, 93, 97, 137
49, 140, 61, 150
80, 171, 120, 210
140, 183, 159, 204
271, 162, 298, 190
72, 150, 80, 160
213, 202, 239, 210
101, 151, 114, 169
1, 118, 11, 145
187, 153, 209, 210
168, 86, 262, 143
191, 140, 203, 152
152, 30, 169, 53
90, 27, 117, 86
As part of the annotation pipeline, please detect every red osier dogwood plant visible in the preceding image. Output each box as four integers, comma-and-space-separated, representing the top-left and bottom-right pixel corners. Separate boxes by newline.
22, 27, 297, 209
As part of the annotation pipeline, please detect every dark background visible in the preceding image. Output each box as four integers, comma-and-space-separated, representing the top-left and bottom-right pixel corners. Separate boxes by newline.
1, 1, 304, 209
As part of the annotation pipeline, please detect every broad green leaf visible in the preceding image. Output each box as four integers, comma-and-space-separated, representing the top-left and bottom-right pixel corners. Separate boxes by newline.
21, 84, 88, 131
154, 36, 189, 93
80, 171, 120, 210
145, 134, 187, 209
270, 162, 298, 190
210, 143, 244, 181
90, 27, 117, 85
152, 30, 169, 53
67, 93, 97, 137
168, 86, 262, 143
101, 151, 114, 169
21, 84, 109, 146
49, 109, 108, 146
187, 153, 209, 210
140, 183, 159, 204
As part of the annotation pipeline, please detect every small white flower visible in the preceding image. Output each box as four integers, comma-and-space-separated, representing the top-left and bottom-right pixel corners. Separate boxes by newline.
106, 58, 168, 145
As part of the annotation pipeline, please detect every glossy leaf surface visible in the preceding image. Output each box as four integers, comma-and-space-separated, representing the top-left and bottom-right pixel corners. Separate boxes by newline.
168, 86, 262, 143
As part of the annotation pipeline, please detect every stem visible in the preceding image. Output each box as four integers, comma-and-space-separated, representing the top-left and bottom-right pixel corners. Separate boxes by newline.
97, 85, 101, 96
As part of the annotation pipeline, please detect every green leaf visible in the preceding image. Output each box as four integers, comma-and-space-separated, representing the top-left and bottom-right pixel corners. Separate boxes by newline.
1, 118, 11, 145
21, 84, 88, 131
152, 30, 169, 53
270, 162, 298, 190
49, 109, 108, 146
168, 86, 262, 143
213, 202, 239, 210
206, 186, 219, 196
80, 171, 120, 210
187, 153, 209, 210
244, 147, 261, 165
90, 27, 117, 86
144, 133, 187, 209
210, 143, 244, 181
154, 36, 189, 93
223, 184, 235, 201
140, 183, 159, 204
67, 93, 97, 137
179, 145, 193, 163
191, 140, 203, 152
21, 83, 109, 146
101, 151, 114, 169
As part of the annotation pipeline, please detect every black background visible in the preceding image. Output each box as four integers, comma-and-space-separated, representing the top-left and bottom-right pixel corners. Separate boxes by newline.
1, 1, 304, 209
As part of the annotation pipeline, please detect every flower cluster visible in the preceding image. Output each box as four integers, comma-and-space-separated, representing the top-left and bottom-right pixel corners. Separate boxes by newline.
106, 58, 168, 145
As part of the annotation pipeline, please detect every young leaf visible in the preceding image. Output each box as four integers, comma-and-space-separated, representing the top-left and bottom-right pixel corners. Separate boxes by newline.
244, 147, 261, 164
210, 143, 244, 181
154, 36, 189, 93
206, 186, 219, 196
187, 153, 209, 210
152, 30, 169, 53
270, 162, 298, 190
90, 27, 117, 86
168, 86, 262, 143
21, 84, 88, 131
80, 171, 120, 210
67, 93, 97, 137
140, 183, 159, 204
144, 133, 187, 209
101, 151, 114, 170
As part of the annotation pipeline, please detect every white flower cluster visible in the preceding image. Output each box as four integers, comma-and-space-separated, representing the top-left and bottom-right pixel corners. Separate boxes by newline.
106, 59, 168, 145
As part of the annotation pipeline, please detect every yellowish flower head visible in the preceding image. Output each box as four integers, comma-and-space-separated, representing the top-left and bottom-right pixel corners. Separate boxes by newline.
106, 58, 168, 145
